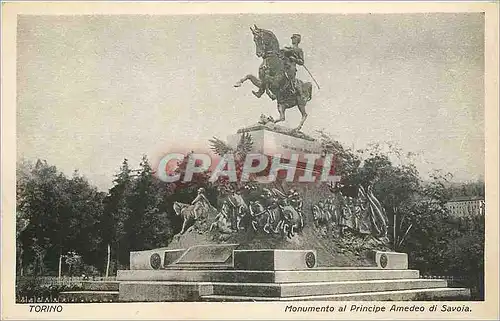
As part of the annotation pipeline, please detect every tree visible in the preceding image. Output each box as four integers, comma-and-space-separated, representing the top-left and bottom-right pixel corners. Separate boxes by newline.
16, 160, 32, 276
316, 129, 361, 182
124, 156, 156, 253
101, 159, 132, 271
64, 171, 105, 271
63, 251, 83, 277
17, 160, 69, 275
121, 155, 178, 266
401, 196, 454, 273
444, 213, 485, 299
446, 180, 485, 198
17, 159, 105, 276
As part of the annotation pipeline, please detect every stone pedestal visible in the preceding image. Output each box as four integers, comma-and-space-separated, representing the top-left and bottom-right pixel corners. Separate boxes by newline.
228, 129, 329, 181
130, 248, 185, 270
233, 249, 317, 271
228, 129, 322, 157
113, 246, 470, 302
373, 251, 408, 269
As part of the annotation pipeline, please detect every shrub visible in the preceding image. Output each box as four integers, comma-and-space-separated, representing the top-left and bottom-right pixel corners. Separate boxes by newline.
16, 277, 83, 303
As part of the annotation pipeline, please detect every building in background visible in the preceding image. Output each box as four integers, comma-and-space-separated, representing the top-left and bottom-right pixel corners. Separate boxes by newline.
445, 196, 485, 217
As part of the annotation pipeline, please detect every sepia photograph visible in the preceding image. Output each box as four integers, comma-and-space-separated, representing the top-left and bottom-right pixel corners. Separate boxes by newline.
1, 1, 498, 320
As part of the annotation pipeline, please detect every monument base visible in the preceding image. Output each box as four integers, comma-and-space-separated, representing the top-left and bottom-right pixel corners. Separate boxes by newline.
59, 126, 471, 302
228, 128, 322, 156
110, 245, 470, 302
227, 128, 330, 182
59, 245, 470, 302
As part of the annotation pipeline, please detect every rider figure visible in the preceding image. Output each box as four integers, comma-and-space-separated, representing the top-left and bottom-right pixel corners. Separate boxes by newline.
192, 187, 210, 219
283, 34, 304, 96
287, 189, 304, 228
287, 189, 302, 214
326, 196, 338, 226
260, 189, 278, 223
230, 190, 246, 231
210, 200, 230, 232
219, 201, 230, 219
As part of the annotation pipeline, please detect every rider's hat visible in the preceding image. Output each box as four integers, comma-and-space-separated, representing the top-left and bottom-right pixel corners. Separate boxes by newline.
291, 34, 301, 41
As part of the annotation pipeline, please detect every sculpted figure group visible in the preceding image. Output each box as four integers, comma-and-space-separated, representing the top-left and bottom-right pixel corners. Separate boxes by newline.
210, 185, 305, 239
173, 187, 217, 235
173, 182, 389, 241
172, 185, 304, 239
312, 184, 389, 239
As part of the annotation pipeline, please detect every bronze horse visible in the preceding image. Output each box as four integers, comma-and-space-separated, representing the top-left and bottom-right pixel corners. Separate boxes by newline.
234, 25, 313, 131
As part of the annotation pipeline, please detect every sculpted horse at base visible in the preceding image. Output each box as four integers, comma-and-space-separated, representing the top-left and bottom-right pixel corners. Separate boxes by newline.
173, 202, 197, 235
280, 204, 303, 238
173, 201, 216, 235
234, 25, 313, 132
248, 201, 273, 234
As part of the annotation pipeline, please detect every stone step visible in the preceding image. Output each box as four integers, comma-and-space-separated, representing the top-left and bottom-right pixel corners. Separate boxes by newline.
164, 264, 234, 270
117, 269, 419, 283
119, 281, 216, 302
118, 278, 444, 302
80, 281, 119, 291
58, 291, 119, 303
201, 287, 471, 301
209, 279, 447, 297
274, 269, 420, 283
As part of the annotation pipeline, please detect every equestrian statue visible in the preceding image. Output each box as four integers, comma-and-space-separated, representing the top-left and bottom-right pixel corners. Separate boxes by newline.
234, 25, 318, 132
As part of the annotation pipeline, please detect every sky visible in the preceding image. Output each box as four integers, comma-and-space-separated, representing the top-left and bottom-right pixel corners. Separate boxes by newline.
16, 13, 485, 191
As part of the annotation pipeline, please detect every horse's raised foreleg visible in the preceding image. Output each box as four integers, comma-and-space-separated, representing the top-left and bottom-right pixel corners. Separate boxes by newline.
234, 74, 262, 89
